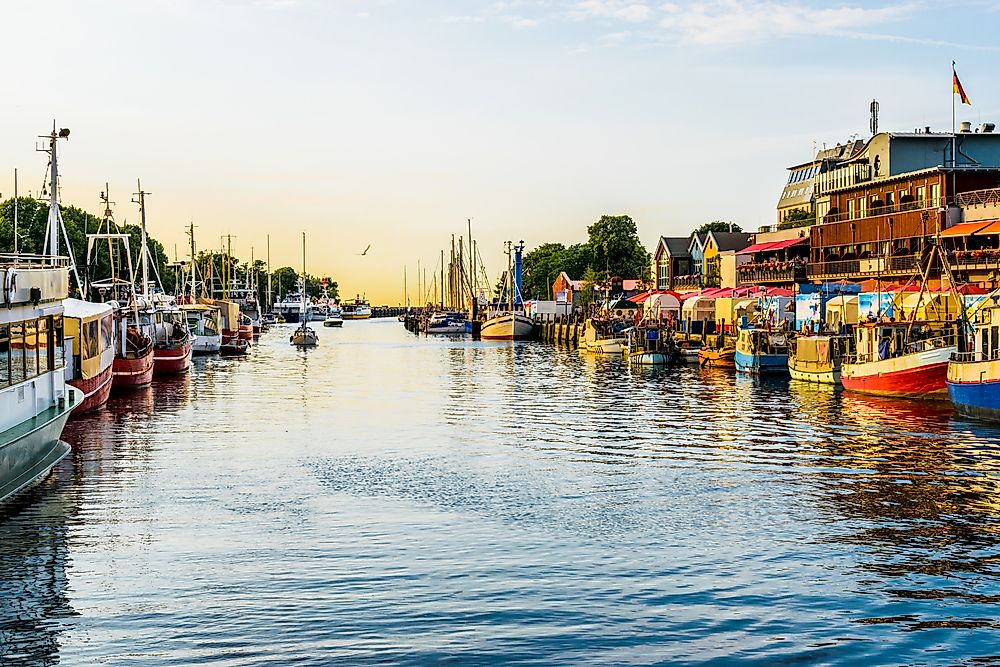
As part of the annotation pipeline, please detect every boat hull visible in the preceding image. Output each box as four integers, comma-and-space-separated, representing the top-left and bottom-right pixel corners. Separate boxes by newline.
947, 358, 1000, 420
154, 339, 193, 375
68, 364, 114, 414
112, 348, 155, 391
698, 348, 736, 368
788, 363, 840, 385
426, 323, 468, 335
342, 314, 371, 320
628, 351, 671, 365
238, 325, 254, 342
842, 347, 954, 398
735, 350, 789, 375
323, 319, 344, 328
0, 388, 80, 505
481, 314, 534, 341
192, 333, 222, 355
584, 339, 625, 355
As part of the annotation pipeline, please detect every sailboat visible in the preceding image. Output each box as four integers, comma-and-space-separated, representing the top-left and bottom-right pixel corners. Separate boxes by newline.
481, 241, 533, 341
290, 232, 319, 347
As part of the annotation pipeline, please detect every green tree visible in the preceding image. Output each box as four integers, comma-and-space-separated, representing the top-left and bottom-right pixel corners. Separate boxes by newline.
694, 220, 743, 234
777, 208, 815, 230
272, 266, 299, 298
586, 214, 650, 281
522, 242, 566, 300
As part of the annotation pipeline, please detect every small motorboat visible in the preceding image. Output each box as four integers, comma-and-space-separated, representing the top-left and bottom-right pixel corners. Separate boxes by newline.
220, 338, 250, 357
323, 315, 344, 328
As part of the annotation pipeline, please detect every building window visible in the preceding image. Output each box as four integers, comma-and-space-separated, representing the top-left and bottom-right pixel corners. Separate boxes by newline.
848, 199, 856, 220
859, 197, 867, 218
885, 191, 894, 211
916, 185, 926, 204
930, 183, 940, 204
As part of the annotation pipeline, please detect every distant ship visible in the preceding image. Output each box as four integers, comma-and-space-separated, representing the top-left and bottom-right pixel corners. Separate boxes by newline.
341, 296, 371, 320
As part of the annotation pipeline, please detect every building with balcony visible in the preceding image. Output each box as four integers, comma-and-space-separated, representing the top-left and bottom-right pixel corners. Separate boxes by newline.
702, 231, 753, 287
651, 236, 694, 290
807, 126, 1000, 283
777, 140, 864, 225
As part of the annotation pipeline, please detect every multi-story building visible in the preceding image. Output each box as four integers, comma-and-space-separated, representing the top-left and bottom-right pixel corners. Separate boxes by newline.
807, 125, 1000, 283
702, 231, 753, 287
651, 236, 694, 290
777, 140, 864, 225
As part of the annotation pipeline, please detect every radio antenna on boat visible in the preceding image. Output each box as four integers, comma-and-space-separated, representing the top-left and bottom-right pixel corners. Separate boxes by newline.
38, 122, 82, 292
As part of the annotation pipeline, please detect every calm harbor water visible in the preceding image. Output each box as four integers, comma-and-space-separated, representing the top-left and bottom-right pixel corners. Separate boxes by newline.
4, 320, 1000, 665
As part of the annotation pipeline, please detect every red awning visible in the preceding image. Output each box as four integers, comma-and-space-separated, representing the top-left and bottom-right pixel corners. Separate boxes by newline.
736, 237, 807, 254
972, 220, 1000, 235
941, 221, 992, 237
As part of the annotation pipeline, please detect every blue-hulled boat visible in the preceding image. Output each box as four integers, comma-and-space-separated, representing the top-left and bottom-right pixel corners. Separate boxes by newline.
947, 299, 1000, 420
734, 326, 790, 375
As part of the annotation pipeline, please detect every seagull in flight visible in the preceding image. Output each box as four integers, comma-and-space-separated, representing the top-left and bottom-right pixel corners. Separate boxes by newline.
358, 244, 371, 256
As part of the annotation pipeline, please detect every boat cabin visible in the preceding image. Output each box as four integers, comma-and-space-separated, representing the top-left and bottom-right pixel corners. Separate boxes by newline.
736, 327, 790, 358
851, 321, 955, 364
62, 298, 115, 383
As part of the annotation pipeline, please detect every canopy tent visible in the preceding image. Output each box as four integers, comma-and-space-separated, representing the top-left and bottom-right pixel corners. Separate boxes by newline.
898, 291, 964, 321
643, 292, 681, 320
825, 295, 859, 328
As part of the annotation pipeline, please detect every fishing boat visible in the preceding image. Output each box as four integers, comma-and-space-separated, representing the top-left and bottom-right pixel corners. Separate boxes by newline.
788, 334, 850, 385
341, 297, 372, 320
291, 233, 319, 348
947, 298, 1000, 420
0, 251, 81, 505
180, 304, 223, 354
675, 338, 702, 364
111, 312, 155, 390
482, 241, 534, 341
220, 337, 250, 357
734, 326, 790, 375
581, 318, 627, 354
698, 344, 736, 368
841, 321, 956, 398
62, 299, 115, 413
624, 325, 679, 365
145, 296, 194, 375
238, 312, 254, 342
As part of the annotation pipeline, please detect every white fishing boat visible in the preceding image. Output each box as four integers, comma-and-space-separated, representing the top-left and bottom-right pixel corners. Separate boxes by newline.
291, 233, 318, 347
425, 311, 467, 335
482, 241, 534, 341
0, 249, 81, 502
180, 304, 223, 354
582, 318, 627, 354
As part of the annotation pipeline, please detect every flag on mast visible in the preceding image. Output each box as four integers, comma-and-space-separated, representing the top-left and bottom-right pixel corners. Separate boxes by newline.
953, 62, 971, 105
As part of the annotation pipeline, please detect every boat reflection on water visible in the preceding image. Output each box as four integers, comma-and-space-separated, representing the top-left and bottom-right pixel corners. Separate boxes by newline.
0, 475, 75, 666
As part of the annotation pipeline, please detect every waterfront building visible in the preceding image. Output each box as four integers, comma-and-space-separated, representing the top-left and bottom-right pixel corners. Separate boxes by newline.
651, 237, 694, 290
736, 227, 810, 289
679, 233, 708, 291
551, 271, 584, 306
702, 231, 753, 288
808, 126, 1000, 284
777, 139, 865, 226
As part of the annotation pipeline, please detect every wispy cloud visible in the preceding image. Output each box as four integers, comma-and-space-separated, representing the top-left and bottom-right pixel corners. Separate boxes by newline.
572, 0, 653, 22
658, 1, 914, 45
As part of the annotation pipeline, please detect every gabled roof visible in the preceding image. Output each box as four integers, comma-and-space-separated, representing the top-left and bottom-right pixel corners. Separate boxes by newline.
655, 236, 692, 260
707, 231, 753, 252
688, 232, 707, 254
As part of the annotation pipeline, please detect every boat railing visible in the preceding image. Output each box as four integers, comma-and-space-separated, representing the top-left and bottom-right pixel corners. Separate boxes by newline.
0, 253, 71, 268
847, 333, 954, 364
951, 349, 1000, 363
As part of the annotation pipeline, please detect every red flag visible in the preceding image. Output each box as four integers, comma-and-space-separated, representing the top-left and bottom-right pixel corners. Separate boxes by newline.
953, 65, 971, 105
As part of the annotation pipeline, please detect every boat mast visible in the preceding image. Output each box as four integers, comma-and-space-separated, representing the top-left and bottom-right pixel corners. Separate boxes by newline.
440, 249, 445, 310
41, 124, 81, 290
301, 231, 307, 324
135, 179, 151, 299
189, 222, 197, 300
507, 240, 513, 312
12, 168, 17, 254
404, 265, 408, 307
266, 234, 272, 313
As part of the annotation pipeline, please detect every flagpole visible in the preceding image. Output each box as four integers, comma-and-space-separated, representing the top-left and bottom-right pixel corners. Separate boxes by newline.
952, 60, 957, 167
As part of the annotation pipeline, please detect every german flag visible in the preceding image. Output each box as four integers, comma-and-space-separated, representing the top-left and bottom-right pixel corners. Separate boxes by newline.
953, 63, 971, 105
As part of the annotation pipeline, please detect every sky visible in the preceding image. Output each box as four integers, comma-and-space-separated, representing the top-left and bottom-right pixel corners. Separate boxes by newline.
2, 0, 999, 304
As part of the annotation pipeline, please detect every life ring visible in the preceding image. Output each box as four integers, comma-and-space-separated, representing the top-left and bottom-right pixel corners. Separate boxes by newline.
3, 268, 15, 308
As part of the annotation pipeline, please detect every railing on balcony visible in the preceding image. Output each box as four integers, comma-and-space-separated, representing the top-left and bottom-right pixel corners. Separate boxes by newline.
737, 266, 807, 285
951, 249, 1000, 267
957, 188, 1000, 207
808, 254, 918, 278
819, 198, 945, 226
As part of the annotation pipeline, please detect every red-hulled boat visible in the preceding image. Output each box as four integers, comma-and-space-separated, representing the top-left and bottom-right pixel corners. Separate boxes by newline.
141, 296, 194, 375
63, 298, 115, 414
238, 313, 254, 342
841, 322, 956, 398
112, 322, 155, 390
154, 336, 193, 375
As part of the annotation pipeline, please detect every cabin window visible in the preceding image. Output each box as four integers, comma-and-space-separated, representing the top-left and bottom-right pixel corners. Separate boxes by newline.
84, 319, 99, 360
982, 328, 989, 360
9, 321, 24, 385
37, 316, 51, 373
53, 316, 64, 369
0, 324, 8, 386
24, 319, 38, 380
100, 313, 113, 353
993, 326, 1000, 360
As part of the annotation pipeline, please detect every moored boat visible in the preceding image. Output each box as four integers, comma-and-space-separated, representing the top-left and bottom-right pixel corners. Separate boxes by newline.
624, 325, 679, 366
841, 321, 956, 398
0, 251, 81, 505
788, 334, 850, 385
290, 233, 319, 348
181, 304, 223, 354
481, 312, 534, 341
112, 319, 155, 390
425, 311, 468, 335
143, 297, 193, 375
63, 298, 115, 413
947, 300, 1000, 420
582, 318, 627, 354
734, 326, 790, 375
